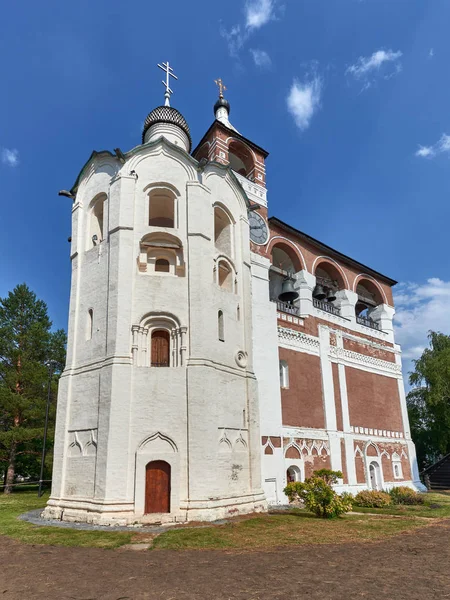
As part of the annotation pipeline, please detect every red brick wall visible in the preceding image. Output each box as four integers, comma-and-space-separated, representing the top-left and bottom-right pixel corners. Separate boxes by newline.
279, 348, 325, 428
343, 338, 396, 363
304, 454, 331, 479
346, 367, 403, 431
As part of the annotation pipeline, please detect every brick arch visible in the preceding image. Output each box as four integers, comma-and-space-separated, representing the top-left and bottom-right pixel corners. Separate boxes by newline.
354, 275, 387, 306
268, 238, 303, 273
312, 257, 348, 290
366, 442, 379, 457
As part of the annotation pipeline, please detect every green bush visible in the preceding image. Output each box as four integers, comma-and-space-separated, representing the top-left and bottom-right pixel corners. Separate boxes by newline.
389, 486, 425, 505
354, 490, 392, 508
284, 476, 352, 519
313, 469, 343, 485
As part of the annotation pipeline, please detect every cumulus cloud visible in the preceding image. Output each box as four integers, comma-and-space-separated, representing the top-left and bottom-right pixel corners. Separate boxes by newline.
346, 49, 402, 90
1, 148, 19, 167
415, 133, 450, 159
250, 48, 272, 68
286, 75, 323, 131
394, 279, 450, 381
221, 0, 278, 58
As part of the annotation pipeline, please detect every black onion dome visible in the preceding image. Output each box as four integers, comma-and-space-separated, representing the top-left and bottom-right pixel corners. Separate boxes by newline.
142, 105, 192, 150
214, 97, 230, 115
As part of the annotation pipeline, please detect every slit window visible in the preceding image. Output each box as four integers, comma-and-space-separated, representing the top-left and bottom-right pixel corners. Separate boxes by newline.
218, 310, 224, 342
87, 309, 94, 340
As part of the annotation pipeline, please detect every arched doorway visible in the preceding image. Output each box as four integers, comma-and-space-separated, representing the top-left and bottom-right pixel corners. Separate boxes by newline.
145, 460, 171, 514
286, 465, 301, 483
369, 461, 381, 490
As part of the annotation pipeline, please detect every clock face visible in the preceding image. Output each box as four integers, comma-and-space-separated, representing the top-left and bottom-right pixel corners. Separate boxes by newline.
249, 211, 269, 245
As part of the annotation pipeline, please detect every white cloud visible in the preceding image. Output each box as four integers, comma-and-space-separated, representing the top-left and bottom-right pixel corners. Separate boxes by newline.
250, 48, 272, 68
1, 148, 19, 167
415, 133, 450, 159
429, 48, 434, 58
287, 75, 323, 132
394, 279, 450, 383
346, 49, 402, 90
245, 0, 275, 30
221, 0, 278, 57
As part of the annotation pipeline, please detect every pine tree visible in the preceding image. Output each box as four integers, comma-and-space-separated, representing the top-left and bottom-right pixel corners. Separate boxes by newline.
0, 284, 66, 493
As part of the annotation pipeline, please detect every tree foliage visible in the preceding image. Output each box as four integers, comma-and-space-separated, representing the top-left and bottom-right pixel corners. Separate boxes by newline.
407, 331, 450, 468
0, 284, 66, 493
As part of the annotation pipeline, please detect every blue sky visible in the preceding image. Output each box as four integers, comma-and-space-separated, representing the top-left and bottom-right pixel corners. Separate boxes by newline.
1, 0, 449, 379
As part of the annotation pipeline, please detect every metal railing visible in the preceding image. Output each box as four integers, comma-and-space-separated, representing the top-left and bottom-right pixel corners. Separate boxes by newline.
271, 298, 300, 316
313, 298, 341, 316
356, 315, 381, 330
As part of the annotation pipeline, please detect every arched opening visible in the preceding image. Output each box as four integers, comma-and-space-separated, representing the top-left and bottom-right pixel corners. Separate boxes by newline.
88, 194, 106, 248
312, 261, 345, 315
228, 140, 255, 179
145, 460, 171, 514
269, 243, 302, 313
155, 258, 170, 273
139, 232, 184, 276
286, 465, 301, 483
218, 310, 224, 342
214, 206, 233, 257
279, 359, 289, 388
355, 279, 384, 330
369, 461, 381, 490
392, 452, 403, 479
218, 260, 233, 292
151, 329, 170, 367
149, 188, 175, 227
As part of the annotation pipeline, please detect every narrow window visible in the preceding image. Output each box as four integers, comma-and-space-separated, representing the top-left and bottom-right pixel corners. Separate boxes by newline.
89, 196, 105, 247
151, 329, 170, 367
214, 206, 232, 257
155, 258, 170, 272
237, 304, 240, 321
87, 309, 93, 340
279, 360, 289, 388
218, 310, 224, 342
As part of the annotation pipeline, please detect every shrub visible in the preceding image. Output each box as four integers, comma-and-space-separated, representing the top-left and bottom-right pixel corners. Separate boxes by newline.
354, 490, 392, 508
284, 476, 352, 519
389, 486, 425, 505
313, 469, 343, 485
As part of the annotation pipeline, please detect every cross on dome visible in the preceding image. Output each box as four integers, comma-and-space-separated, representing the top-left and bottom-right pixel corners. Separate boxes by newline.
214, 78, 227, 99
158, 61, 178, 107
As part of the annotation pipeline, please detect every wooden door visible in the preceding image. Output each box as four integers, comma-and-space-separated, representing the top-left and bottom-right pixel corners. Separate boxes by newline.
151, 330, 170, 367
145, 461, 171, 514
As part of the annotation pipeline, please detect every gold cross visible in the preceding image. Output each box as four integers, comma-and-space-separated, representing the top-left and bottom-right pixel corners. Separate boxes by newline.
214, 78, 227, 98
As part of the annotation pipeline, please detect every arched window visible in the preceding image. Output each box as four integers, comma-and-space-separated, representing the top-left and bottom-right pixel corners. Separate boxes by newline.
88, 194, 106, 248
151, 330, 170, 367
149, 188, 175, 227
87, 309, 93, 340
279, 360, 289, 388
286, 466, 301, 483
155, 258, 170, 273
218, 260, 233, 292
218, 310, 224, 342
392, 453, 403, 479
355, 279, 384, 330
214, 206, 233, 257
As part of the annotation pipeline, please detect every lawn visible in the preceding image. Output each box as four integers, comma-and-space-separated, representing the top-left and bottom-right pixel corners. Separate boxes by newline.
0, 489, 447, 550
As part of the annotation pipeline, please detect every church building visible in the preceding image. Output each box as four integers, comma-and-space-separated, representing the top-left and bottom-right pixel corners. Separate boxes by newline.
44, 64, 424, 526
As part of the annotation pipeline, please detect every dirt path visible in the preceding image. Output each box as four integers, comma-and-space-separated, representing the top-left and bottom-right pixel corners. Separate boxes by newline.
1, 521, 449, 599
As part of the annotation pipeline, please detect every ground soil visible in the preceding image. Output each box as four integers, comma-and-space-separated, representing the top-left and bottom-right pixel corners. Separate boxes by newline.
1, 521, 449, 600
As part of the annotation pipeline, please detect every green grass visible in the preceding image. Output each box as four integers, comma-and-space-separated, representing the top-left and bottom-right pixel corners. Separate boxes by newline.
0, 489, 447, 551
152, 510, 428, 551
351, 491, 450, 519
0, 490, 133, 548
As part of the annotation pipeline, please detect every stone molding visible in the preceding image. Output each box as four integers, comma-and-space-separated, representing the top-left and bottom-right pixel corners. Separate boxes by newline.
277, 326, 320, 356
329, 346, 402, 376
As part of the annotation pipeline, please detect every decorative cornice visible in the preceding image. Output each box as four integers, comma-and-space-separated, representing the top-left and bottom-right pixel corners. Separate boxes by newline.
329, 346, 402, 375
278, 326, 320, 356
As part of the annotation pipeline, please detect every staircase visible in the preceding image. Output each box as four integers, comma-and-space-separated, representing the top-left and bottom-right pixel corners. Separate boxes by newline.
422, 454, 450, 490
